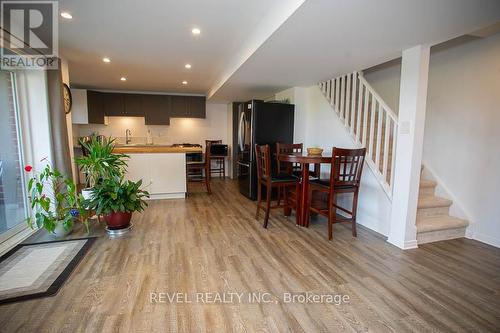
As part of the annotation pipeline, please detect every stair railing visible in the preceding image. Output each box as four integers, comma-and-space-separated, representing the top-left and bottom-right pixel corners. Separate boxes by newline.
319, 71, 398, 198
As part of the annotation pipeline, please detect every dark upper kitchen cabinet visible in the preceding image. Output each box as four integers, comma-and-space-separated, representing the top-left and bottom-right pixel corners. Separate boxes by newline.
143, 95, 170, 125
101, 93, 124, 116
171, 95, 206, 118
85, 91, 205, 125
86, 90, 105, 124
123, 94, 144, 116
188, 96, 206, 118
170, 95, 188, 117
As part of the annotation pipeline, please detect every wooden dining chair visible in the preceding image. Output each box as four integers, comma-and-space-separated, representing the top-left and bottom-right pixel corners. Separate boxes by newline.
276, 143, 303, 176
276, 143, 303, 206
205, 139, 225, 180
255, 144, 300, 228
307, 147, 366, 239
186, 142, 212, 194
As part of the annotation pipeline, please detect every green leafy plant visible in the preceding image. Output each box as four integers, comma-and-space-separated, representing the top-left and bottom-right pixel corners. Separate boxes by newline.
86, 176, 149, 216
76, 136, 129, 188
25, 164, 89, 234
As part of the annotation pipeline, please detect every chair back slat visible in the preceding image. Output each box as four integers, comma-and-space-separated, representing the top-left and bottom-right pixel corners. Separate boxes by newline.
205, 139, 222, 146
276, 143, 303, 174
255, 144, 271, 181
330, 147, 366, 187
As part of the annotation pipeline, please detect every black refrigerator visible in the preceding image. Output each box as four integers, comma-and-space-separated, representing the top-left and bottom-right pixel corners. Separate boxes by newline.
236, 100, 294, 200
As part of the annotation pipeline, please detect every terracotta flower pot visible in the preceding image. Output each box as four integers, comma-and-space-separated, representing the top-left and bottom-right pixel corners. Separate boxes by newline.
103, 212, 132, 230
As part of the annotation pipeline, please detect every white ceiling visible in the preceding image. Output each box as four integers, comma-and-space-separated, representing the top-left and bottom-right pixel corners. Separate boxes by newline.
61, 0, 500, 101
210, 0, 500, 102
59, 0, 304, 94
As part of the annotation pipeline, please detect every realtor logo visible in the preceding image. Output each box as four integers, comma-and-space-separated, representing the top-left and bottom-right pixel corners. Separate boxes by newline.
1, 0, 58, 69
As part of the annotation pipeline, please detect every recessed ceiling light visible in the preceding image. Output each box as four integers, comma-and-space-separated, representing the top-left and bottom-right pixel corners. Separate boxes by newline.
102, 57, 111, 63
182, 81, 188, 85
191, 28, 201, 35
120, 77, 127, 81
60, 12, 73, 19
185, 64, 192, 69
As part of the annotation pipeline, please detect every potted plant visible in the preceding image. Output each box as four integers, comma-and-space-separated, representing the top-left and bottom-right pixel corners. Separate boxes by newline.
86, 176, 149, 231
76, 136, 128, 200
25, 164, 89, 237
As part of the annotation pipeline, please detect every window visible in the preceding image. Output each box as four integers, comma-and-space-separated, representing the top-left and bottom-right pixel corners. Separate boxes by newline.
0, 70, 28, 240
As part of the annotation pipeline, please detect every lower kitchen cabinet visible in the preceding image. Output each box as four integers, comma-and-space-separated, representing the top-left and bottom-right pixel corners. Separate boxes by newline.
124, 153, 186, 199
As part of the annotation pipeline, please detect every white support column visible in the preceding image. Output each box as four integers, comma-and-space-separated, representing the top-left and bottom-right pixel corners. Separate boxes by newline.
388, 45, 430, 250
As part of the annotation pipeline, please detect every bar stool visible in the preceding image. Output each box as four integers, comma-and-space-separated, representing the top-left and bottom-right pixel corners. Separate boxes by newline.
186, 142, 212, 194
205, 140, 225, 179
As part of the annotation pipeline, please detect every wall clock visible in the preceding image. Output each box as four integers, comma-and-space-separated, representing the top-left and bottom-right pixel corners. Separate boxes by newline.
63, 83, 72, 114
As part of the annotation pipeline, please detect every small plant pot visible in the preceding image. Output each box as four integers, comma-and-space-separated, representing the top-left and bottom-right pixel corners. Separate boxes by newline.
52, 221, 73, 238
103, 212, 132, 230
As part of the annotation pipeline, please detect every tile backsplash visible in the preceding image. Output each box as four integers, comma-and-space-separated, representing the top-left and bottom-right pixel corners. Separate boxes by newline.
75, 116, 168, 145
73, 104, 229, 147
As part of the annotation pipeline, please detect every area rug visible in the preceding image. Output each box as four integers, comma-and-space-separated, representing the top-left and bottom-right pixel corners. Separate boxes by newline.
0, 237, 96, 304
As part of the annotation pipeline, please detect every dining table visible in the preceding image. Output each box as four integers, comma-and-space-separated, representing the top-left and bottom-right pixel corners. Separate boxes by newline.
278, 152, 332, 227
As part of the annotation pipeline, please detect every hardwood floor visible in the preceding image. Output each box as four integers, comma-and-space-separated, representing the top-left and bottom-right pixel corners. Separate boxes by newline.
1, 180, 499, 332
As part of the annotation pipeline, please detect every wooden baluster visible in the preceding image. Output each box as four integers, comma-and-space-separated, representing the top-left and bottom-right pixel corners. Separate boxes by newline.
329, 80, 333, 103
368, 95, 376, 160
350, 72, 357, 135
375, 104, 383, 171
357, 82, 363, 143
330, 79, 335, 107
382, 113, 390, 180
345, 74, 351, 128
390, 121, 397, 187
335, 77, 340, 114
340, 76, 345, 119
362, 86, 369, 147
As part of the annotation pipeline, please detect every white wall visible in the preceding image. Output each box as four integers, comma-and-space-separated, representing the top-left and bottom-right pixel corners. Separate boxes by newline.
273, 86, 393, 236
363, 61, 401, 113
307, 87, 392, 236
274, 87, 310, 144
364, 32, 500, 247
74, 103, 230, 175
424, 33, 500, 247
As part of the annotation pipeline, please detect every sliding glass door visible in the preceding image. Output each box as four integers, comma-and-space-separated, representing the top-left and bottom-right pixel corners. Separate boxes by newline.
0, 70, 28, 241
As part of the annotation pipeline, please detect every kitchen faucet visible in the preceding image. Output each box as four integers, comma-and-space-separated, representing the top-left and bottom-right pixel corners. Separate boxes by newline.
126, 129, 132, 144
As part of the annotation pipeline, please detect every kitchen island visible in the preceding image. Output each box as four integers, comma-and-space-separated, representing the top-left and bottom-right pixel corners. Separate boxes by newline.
113, 145, 202, 200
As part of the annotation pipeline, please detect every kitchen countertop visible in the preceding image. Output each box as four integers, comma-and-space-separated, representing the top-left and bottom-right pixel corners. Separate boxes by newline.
112, 144, 202, 154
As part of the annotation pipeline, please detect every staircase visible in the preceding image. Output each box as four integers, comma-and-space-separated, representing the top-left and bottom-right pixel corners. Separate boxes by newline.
319, 72, 397, 198
417, 176, 469, 244
320, 72, 469, 245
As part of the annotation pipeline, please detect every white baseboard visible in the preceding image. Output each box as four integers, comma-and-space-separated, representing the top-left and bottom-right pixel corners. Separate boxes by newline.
470, 232, 500, 248
387, 236, 418, 250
